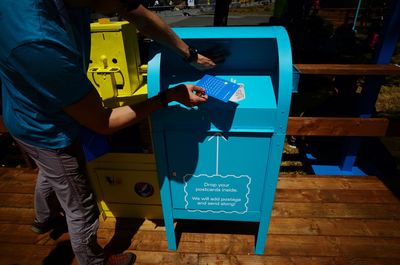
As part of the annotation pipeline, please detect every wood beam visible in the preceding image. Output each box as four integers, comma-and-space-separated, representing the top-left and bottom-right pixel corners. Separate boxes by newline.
295, 64, 400, 75
286, 117, 390, 136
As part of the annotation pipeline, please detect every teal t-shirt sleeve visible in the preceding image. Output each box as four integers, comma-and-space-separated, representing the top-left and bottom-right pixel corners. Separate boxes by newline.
8, 40, 93, 108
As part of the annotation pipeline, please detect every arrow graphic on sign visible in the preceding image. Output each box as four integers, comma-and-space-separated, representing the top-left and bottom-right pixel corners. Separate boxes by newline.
208, 133, 227, 175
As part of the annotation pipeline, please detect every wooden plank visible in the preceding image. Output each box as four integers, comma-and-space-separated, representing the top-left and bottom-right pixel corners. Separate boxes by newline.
10, 214, 400, 250
41, 233, 198, 264
199, 255, 295, 265
0, 179, 35, 194
122, 229, 256, 254
0, 168, 37, 179
0, 169, 37, 194
98, 217, 400, 238
295, 64, 400, 75
131, 251, 198, 265
1, 241, 399, 265
129, 234, 400, 258
0, 167, 31, 178
265, 235, 400, 258
0, 207, 35, 224
198, 255, 400, 265
277, 175, 388, 190
0, 243, 64, 265
272, 202, 400, 218
0, 224, 44, 244
96, 218, 400, 243
268, 218, 400, 237
50, 229, 400, 263
286, 117, 389, 136
109, 231, 400, 261
274, 189, 399, 203
337, 237, 400, 258
131, 236, 253, 254
128, 230, 253, 246
2, 219, 400, 261
0, 193, 34, 208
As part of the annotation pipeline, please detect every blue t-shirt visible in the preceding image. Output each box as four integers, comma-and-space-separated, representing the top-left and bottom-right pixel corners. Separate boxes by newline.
0, 0, 93, 149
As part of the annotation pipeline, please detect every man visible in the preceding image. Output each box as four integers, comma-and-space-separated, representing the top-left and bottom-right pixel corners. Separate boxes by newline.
0, 0, 215, 264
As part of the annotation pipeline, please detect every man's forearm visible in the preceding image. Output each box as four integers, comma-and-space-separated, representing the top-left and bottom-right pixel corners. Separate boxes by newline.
123, 5, 190, 59
108, 94, 164, 133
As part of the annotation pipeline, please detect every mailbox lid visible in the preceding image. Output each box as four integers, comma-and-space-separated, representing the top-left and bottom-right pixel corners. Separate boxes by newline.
148, 26, 293, 131
152, 74, 277, 132
172, 26, 285, 39
171, 27, 282, 75
167, 74, 276, 109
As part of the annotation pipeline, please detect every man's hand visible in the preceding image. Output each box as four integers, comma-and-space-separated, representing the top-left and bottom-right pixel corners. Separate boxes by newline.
190, 47, 229, 71
167, 84, 208, 107
190, 54, 216, 71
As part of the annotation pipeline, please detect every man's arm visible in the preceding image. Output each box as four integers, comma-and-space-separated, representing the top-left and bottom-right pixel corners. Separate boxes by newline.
90, 1, 217, 69
62, 1, 214, 134
63, 84, 207, 135
10, 41, 207, 136
120, 4, 216, 70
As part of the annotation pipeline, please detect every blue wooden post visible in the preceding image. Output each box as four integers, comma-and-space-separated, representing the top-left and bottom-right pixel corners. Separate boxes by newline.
340, 0, 400, 174
147, 53, 178, 249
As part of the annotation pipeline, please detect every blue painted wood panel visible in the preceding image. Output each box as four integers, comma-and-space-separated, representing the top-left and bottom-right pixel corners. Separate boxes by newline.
165, 131, 271, 215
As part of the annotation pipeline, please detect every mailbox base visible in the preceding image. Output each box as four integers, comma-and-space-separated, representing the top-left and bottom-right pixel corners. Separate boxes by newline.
162, 215, 272, 255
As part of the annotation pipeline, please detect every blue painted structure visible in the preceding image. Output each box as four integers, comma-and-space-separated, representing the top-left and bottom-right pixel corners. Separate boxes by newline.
148, 26, 293, 255
311, 0, 400, 176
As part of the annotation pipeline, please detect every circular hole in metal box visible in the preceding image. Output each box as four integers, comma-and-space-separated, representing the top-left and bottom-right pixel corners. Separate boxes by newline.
134, 182, 154, 198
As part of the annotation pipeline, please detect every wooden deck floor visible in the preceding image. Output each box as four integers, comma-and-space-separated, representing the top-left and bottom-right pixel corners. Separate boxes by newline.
1, 167, 400, 265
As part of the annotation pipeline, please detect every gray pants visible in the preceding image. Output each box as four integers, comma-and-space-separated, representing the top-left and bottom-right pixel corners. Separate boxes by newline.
15, 138, 105, 265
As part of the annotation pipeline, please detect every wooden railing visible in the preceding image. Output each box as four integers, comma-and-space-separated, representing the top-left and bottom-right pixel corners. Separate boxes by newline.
287, 117, 399, 137
288, 64, 400, 138
295, 64, 400, 76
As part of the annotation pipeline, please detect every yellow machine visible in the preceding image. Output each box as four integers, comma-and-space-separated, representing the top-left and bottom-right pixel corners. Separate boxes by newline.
86, 153, 162, 219
87, 19, 148, 108
86, 19, 162, 219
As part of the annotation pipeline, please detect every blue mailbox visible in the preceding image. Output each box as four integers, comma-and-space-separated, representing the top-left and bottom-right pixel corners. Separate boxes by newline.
148, 26, 292, 255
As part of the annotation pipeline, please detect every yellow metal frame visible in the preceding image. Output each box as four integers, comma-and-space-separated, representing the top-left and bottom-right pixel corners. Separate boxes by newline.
87, 20, 147, 108
86, 20, 161, 219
